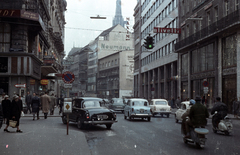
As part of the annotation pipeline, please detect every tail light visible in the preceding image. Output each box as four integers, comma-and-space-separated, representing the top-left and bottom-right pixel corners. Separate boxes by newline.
86, 113, 90, 119
132, 108, 134, 112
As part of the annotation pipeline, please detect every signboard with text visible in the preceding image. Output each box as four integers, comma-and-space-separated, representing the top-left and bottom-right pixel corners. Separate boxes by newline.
153, 27, 181, 34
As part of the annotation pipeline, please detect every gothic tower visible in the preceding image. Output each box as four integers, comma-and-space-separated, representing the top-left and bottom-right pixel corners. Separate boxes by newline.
112, 0, 126, 27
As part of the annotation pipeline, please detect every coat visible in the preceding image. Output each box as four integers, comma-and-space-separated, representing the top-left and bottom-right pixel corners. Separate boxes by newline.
41, 94, 51, 113
232, 101, 240, 115
189, 102, 209, 127
50, 96, 56, 110
11, 99, 23, 120
2, 99, 11, 119
25, 94, 32, 104
32, 96, 40, 113
211, 101, 228, 119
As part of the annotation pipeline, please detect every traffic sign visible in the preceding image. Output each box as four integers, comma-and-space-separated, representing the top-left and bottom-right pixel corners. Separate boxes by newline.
64, 84, 72, 89
14, 83, 26, 88
63, 98, 72, 113
203, 87, 209, 94
62, 71, 75, 84
203, 81, 209, 87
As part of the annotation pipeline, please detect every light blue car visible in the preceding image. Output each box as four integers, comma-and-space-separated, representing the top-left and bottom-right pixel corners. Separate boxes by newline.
124, 98, 152, 121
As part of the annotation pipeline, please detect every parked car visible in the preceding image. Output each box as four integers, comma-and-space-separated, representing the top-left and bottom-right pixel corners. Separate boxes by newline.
108, 98, 125, 113
124, 98, 152, 121
62, 97, 117, 129
175, 101, 190, 123
149, 99, 171, 117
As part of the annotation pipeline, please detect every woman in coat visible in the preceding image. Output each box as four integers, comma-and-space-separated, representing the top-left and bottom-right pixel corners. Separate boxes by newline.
232, 98, 239, 118
11, 95, 23, 132
2, 95, 12, 132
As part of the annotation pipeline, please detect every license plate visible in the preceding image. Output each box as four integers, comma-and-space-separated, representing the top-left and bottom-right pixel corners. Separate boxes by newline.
160, 109, 166, 111
97, 115, 108, 119
140, 109, 144, 113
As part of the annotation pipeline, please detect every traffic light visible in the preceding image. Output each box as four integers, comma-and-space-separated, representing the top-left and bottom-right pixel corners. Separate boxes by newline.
144, 35, 154, 49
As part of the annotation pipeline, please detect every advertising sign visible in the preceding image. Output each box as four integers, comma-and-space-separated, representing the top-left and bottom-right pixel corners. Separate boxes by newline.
40, 79, 48, 85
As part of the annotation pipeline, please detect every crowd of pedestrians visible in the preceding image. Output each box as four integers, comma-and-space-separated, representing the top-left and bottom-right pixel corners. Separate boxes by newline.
0, 91, 64, 133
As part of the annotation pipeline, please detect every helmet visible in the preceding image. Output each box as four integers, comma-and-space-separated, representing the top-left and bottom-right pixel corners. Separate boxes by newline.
189, 99, 196, 105
195, 95, 201, 101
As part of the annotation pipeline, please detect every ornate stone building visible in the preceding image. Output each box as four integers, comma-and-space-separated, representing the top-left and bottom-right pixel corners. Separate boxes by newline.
0, 0, 66, 98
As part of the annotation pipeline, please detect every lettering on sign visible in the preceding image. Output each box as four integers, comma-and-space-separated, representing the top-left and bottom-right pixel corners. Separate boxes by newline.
153, 27, 181, 34
100, 44, 131, 50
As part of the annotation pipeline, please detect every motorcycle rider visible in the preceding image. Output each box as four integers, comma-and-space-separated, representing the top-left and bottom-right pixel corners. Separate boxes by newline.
189, 95, 209, 128
181, 99, 195, 138
211, 97, 228, 129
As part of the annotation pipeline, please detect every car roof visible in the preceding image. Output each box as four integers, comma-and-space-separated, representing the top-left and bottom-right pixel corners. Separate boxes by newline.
129, 98, 148, 101
181, 101, 190, 105
74, 97, 103, 101
151, 99, 167, 102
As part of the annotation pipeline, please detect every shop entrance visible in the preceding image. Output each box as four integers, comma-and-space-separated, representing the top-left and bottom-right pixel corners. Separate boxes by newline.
0, 77, 9, 95
222, 75, 236, 113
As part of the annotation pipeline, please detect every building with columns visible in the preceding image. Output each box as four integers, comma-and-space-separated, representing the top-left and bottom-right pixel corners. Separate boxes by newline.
133, 0, 178, 100
0, 0, 66, 98
175, 0, 240, 111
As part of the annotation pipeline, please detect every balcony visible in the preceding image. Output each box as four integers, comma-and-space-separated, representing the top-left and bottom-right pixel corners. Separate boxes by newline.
41, 57, 58, 76
175, 9, 240, 52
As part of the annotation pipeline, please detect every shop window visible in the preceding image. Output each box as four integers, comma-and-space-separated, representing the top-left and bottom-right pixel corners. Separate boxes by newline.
223, 34, 237, 68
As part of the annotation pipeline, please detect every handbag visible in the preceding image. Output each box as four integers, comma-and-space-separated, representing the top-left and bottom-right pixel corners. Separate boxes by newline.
9, 120, 17, 128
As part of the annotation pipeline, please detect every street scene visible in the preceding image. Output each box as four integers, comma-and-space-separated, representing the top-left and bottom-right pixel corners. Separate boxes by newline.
1, 0, 240, 155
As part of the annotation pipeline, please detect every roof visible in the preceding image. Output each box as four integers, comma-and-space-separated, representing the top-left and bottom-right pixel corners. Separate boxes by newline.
68, 47, 81, 56
98, 24, 118, 37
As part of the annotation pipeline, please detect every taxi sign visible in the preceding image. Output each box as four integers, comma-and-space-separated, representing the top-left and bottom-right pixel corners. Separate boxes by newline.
63, 98, 72, 113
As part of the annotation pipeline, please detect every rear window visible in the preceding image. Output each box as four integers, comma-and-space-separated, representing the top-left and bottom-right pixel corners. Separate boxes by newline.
155, 101, 167, 105
83, 101, 101, 108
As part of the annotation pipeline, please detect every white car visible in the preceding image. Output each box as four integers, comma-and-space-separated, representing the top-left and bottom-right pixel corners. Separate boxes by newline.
175, 101, 190, 123
149, 99, 171, 117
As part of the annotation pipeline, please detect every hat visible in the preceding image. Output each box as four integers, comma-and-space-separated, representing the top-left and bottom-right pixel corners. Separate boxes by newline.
13, 95, 19, 99
4, 95, 9, 98
189, 99, 196, 105
195, 95, 201, 101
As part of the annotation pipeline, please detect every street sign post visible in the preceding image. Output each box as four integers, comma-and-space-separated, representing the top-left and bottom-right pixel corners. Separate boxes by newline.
62, 71, 75, 98
203, 87, 209, 94
63, 98, 72, 135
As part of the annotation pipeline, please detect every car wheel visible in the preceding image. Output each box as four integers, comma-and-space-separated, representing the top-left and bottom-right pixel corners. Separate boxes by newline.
152, 113, 155, 117
106, 124, 112, 129
62, 115, 67, 124
147, 117, 151, 121
161, 114, 163, 117
124, 115, 127, 119
167, 114, 169, 118
122, 110, 124, 113
225, 131, 229, 136
77, 118, 84, 129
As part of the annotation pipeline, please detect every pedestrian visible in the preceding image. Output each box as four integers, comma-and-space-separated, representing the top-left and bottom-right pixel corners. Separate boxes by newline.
202, 96, 206, 105
175, 96, 181, 108
25, 91, 32, 114
40, 92, 51, 119
58, 95, 64, 115
171, 97, 175, 108
11, 95, 23, 132
2, 95, 11, 132
31, 93, 41, 120
232, 98, 240, 118
0, 92, 5, 104
0, 97, 4, 129
49, 93, 56, 115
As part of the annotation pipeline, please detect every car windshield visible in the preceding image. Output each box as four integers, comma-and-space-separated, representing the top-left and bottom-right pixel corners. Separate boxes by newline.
132, 100, 148, 106
155, 101, 167, 105
83, 101, 101, 108
113, 98, 124, 104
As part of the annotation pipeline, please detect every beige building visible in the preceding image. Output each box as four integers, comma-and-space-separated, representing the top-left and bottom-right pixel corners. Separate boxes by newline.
97, 50, 134, 98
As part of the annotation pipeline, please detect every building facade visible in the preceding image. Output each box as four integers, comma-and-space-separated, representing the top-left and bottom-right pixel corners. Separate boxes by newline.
175, 0, 240, 111
97, 50, 134, 98
0, 0, 66, 98
134, 0, 179, 101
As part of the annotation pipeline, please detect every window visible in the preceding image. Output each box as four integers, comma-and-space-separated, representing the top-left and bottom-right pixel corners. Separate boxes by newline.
236, 0, 239, 10
0, 23, 10, 52
225, 0, 229, 16
186, 25, 189, 37
193, 21, 196, 34
223, 34, 237, 68
115, 59, 117, 65
214, 6, 218, 24
207, 11, 211, 26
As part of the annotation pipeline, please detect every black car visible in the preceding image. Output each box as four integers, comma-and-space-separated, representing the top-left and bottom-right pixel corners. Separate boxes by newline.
62, 97, 117, 129
108, 98, 125, 113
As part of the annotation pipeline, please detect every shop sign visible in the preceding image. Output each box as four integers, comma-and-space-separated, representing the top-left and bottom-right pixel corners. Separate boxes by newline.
30, 79, 35, 85
40, 79, 48, 85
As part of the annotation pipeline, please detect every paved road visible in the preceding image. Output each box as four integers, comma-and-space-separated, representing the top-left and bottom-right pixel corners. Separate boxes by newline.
82, 113, 240, 155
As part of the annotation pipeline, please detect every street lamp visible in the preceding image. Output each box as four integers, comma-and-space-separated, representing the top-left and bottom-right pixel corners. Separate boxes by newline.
90, 15, 106, 19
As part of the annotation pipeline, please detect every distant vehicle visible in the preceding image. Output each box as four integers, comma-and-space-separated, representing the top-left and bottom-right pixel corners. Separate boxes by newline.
150, 99, 171, 117
108, 98, 125, 113
124, 98, 152, 121
62, 97, 117, 129
175, 101, 190, 123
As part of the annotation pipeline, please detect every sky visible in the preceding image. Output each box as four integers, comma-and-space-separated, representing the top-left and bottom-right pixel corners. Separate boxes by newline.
64, 0, 137, 56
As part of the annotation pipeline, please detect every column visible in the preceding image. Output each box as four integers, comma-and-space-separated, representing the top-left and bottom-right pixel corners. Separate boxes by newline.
178, 54, 181, 99
148, 71, 151, 100
152, 70, 155, 99
217, 37, 222, 98
143, 72, 146, 99
164, 65, 167, 99
237, 31, 240, 100
158, 67, 161, 98
170, 62, 174, 99
188, 51, 191, 98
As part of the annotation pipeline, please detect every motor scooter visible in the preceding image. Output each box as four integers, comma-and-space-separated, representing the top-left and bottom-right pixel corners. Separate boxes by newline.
182, 117, 209, 148
212, 111, 233, 135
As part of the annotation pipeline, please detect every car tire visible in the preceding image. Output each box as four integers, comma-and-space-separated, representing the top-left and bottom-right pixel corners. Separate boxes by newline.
167, 114, 169, 118
106, 124, 112, 129
122, 110, 124, 113
77, 118, 84, 129
152, 113, 155, 117
62, 115, 67, 124
124, 115, 127, 119
161, 114, 163, 117
147, 117, 151, 121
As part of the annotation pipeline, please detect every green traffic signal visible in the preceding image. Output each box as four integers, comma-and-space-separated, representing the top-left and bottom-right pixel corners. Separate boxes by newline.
144, 35, 154, 49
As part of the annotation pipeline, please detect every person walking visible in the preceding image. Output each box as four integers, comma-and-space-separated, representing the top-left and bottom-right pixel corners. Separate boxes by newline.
40, 92, 51, 119
31, 93, 41, 120
232, 98, 240, 118
175, 97, 181, 109
2, 95, 11, 132
11, 95, 23, 133
25, 91, 32, 114
49, 93, 56, 115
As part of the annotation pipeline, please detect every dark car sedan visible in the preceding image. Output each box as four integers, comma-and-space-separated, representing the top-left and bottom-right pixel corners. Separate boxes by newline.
108, 98, 125, 113
62, 97, 117, 129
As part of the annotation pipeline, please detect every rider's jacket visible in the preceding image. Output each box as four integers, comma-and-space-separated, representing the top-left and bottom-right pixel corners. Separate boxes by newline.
211, 101, 228, 119
189, 102, 209, 127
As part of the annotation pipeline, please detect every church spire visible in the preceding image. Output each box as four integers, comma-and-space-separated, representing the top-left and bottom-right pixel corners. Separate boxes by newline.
112, 0, 126, 27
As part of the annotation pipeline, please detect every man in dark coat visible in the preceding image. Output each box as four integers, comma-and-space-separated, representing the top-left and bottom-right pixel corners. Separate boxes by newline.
2, 95, 11, 132
31, 93, 41, 120
25, 91, 32, 114
189, 95, 209, 127
0, 99, 3, 129
11, 95, 23, 132
211, 97, 228, 129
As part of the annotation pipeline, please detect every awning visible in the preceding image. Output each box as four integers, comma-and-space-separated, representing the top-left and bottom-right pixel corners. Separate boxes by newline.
41, 66, 58, 77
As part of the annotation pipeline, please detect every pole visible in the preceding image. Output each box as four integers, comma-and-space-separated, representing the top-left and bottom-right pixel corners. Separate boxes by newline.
67, 114, 69, 135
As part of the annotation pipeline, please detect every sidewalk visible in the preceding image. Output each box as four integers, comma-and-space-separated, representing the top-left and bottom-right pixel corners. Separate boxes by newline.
1, 108, 91, 155
24, 107, 62, 118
